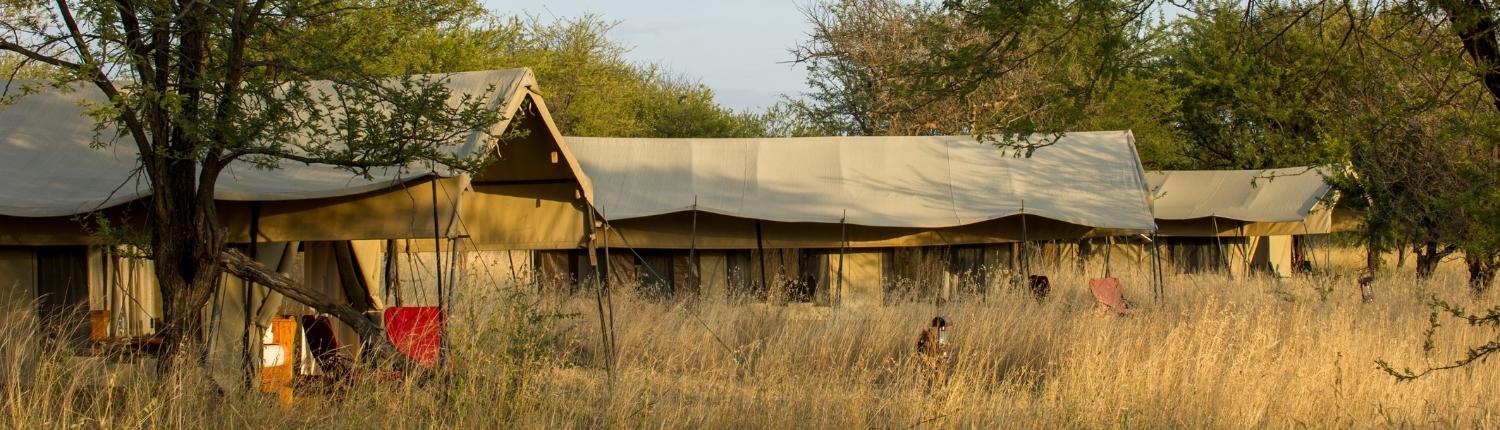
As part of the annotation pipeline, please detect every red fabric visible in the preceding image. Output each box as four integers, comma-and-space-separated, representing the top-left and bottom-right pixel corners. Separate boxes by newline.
1089, 277, 1125, 309
1089, 277, 1138, 314
383, 307, 444, 367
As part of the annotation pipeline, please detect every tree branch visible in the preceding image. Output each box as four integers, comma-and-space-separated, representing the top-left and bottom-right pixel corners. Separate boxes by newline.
219, 248, 418, 371
0, 41, 85, 70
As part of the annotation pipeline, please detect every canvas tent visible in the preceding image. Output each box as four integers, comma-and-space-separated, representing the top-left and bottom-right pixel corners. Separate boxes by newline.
0, 68, 593, 386
1144, 167, 1336, 277
544, 131, 1156, 305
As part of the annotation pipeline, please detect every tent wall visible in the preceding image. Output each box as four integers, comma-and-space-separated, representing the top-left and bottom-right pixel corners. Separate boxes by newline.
794, 250, 887, 307
97, 249, 161, 338
1249, 235, 1294, 278
463, 250, 536, 287
697, 251, 729, 298
459, 184, 589, 250
0, 248, 36, 310
204, 242, 296, 391
0, 248, 37, 385
0, 176, 468, 246
220, 176, 467, 243
588, 212, 1093, 250
35, 246, 90, 346
527, 244, 1027, 306
472, 94, 593, 199
1155, 203, 1335, 238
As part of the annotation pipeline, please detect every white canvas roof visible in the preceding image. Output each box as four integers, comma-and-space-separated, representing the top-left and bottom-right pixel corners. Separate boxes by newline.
1147, 167, 1332, 222
567, 131, 1156, 232
0, 69, 535, 217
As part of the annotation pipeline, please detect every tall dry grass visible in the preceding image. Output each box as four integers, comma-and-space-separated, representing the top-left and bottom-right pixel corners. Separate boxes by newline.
3, 246, 1499, 428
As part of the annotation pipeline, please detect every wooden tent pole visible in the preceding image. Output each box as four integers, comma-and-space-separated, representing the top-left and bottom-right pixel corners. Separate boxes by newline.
585, 207, 613, 379
243, 202, 261, 385
429, 178, 447, 368
1150, 233, 1163, 302
755, 220, 768, 299
690, 198, 699, 294
1299, 220, 1314, 275
384, 240, 400, 306
1238, 222, 1249, 276
1104, 235, 1114, 278
597, 205, 617, 368
1020, 201, 1030, 282
838, 210, 847, 307
1211, 215, 1225, 275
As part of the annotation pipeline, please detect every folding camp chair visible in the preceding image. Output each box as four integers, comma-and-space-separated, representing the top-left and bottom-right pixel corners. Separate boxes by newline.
382, 307, 444, 367
1089, 277, 1138, 315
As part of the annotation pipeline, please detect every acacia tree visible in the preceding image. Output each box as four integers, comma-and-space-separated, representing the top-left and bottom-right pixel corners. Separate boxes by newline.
1, 0, 503, 366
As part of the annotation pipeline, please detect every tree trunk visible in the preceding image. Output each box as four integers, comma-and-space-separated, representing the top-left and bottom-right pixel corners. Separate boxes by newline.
1365, 239, 1384, 275
1415, 242, 1443, 280
1396, 242, 1408, 270
1437, 0, 1500, 112
150, 162, 225, 373
1469, 253, 1498, 295
219, 249, 417, 370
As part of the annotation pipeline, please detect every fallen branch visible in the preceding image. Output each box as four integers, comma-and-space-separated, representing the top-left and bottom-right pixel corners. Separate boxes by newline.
219, 248, 416, 371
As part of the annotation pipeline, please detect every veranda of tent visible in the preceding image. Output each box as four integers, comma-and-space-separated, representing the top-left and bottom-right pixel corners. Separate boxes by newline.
535, 131, 1158, 306
1141, 167, 1339, 277
0, 68, 594, 387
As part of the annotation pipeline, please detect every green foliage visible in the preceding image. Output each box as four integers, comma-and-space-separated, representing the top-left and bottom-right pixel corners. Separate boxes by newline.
334, 13, 768, 138
1378, 297, 1500, 382
1160, 1, 1346, 169
502, 17, 766, 138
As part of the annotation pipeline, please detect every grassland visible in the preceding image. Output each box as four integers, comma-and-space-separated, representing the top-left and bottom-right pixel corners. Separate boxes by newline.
3, 247, 1498, 428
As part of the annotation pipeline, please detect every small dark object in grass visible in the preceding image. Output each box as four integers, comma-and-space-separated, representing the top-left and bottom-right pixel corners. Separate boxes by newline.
1029, 275, 1050, 302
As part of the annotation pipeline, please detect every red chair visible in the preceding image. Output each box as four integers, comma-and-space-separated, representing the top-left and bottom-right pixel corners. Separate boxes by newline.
382, 307, 445, 367
1089, 277, 1138, 315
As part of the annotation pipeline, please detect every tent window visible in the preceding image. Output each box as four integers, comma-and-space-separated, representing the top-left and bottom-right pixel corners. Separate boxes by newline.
792, 250, 826, 303
1167, 238, 1230, 274
886, 247, 948, 301
950, 245, 986, 296
724, 251, 761, 299
35, 246, 89, 346
635, 250, 674, 298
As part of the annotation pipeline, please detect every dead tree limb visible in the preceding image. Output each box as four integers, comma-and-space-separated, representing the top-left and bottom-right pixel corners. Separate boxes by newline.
219, 248, 416, 371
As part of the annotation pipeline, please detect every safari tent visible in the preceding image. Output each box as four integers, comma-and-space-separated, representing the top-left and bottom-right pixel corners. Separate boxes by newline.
1145, 167, 1336, 277
0, 68, 594, 386
541, 131, 1157, 305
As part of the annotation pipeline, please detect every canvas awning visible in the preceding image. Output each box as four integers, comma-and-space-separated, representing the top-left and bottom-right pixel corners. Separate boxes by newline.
1147, 167, 1335, 237
0, 68, 595, 245
567, 131, 1156, 233
1147, 167, 1331, 223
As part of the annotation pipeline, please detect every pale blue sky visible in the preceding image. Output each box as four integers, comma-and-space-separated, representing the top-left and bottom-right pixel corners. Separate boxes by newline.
483, 0, 814, 112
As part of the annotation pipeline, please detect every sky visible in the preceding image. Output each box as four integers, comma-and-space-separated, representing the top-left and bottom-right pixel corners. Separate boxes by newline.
483, 0, 814, 112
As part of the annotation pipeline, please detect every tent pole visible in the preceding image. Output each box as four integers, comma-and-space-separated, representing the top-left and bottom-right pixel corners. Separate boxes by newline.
1105, 236, 1114, 278
585, 207, 613, 380
384, 240, 400, 306
755, 220, 768, 300
1211, 215, 1225, 276
838, 210, 847, 308
429, 178, 446, 368
1299, 220, 1314, 276
690, 198, 699, 295
447, 236, 460, 317
1238, 222, 1250, 276
599, 206, 617, 367
1020, 201, 1030, 284
243, 202, 261, 386
1150, 233, 1163, 302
